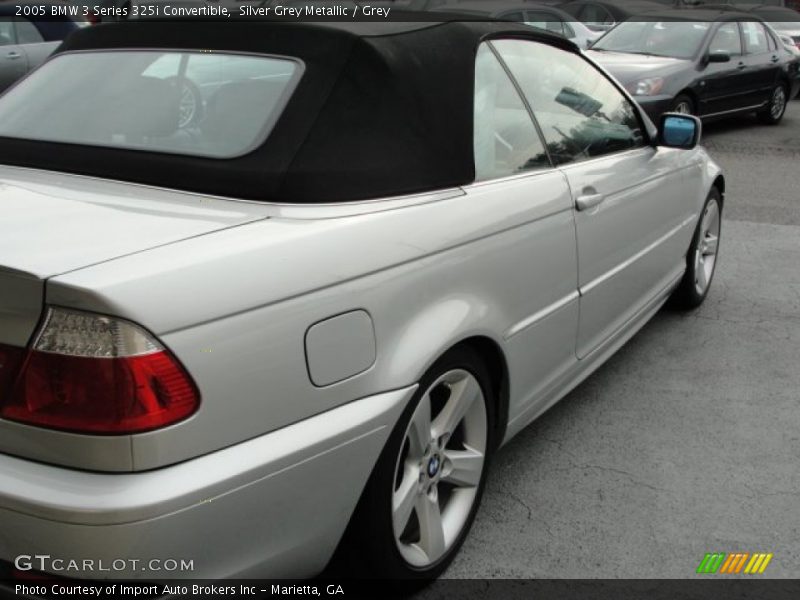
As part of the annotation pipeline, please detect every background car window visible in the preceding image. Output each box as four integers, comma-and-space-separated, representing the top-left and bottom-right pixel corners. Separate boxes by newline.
14, 18, 44, 45
0, 20, 16, 45
741, 22, 769, 54
709, 23, 743, 56
579, 4, 614, 29
474, 44, 549, 181
493, 39, 644, 165
525, 12, 566, 37
500, 11, 525, 22
0, 51, 301, 159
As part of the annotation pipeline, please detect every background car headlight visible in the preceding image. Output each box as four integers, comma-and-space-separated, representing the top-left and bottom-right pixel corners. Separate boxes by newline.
626, 77, 665, 96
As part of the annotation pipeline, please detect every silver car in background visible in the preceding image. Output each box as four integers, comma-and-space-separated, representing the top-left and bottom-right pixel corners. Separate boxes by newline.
0, 18, 723, 581
430, 1, 603, 48
0, 4, 85, 92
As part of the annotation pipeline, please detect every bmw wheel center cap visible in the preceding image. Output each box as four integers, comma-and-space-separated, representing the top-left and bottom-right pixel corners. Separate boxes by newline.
427, 455, 441, 478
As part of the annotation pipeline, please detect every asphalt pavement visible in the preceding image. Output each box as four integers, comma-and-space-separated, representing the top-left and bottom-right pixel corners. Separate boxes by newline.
441, 101, 800, 579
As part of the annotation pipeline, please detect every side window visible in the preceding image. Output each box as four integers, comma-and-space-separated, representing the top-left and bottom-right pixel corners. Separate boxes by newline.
709, 23, 743, 56
741, 21, 769, 54
0, 20, 16, 46
14, 19, 44, 45
492, 39, 645, 165
473, 43, 549, 182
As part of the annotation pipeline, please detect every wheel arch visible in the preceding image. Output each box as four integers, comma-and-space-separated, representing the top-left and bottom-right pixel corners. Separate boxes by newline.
677, 88, 700, 113
325, 333, 511, 576
449, 336, 510, 449
374, 292, 512, 445
711, 174, 725, 209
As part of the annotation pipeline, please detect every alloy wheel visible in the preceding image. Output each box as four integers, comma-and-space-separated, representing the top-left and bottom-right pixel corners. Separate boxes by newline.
673, 101, 692, 115
392, 369, 488, 568
770, 86, 787, 121
178, 83, 199, 129
693, 197, 721, 296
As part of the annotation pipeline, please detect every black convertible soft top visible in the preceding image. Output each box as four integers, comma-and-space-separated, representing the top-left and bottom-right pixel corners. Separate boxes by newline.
0, 17, 578, 202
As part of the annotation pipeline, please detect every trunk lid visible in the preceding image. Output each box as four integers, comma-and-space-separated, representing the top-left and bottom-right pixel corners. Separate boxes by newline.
0, 165, 270, 282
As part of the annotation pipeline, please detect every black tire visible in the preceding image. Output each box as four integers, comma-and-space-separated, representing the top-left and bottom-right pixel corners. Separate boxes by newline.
332, 346, 496, 581
670, 187, 722, 310
670, 93, 695, 115
757, 83, 788, 125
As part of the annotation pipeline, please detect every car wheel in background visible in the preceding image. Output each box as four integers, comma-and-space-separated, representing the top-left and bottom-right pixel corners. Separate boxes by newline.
338, 346, 495, 580
758, 83, 788, 124
168, 77, 203, 129
670, 94, 695, 115
671, 187, 722, 310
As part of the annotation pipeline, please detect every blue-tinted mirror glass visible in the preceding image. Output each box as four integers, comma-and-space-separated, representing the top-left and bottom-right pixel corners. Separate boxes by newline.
662, 116, 696, 147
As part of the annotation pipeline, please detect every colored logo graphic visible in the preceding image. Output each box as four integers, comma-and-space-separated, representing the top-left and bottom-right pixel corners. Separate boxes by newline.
697, 552, 773, 574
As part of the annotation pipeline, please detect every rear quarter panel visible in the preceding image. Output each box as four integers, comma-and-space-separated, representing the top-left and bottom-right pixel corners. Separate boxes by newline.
48, 172, 576, 470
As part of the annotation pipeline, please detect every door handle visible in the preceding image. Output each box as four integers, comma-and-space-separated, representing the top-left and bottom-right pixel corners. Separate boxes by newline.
736, 62, 746, 70
575, 192, 604, 211
770, 55, 780, 63
5, 51, 21, 60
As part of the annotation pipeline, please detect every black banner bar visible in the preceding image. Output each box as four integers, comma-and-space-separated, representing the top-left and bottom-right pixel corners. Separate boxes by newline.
3, 579, 800, 600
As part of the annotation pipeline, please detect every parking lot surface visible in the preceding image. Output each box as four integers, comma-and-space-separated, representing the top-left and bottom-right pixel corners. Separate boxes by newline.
443, 102, 800, 579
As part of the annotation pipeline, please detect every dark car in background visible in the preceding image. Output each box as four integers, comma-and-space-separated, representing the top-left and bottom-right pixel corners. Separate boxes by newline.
0, 2, 84, 92
587, 10, 799, 122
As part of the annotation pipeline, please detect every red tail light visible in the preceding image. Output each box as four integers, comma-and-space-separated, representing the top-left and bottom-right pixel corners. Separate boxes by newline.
1, 308, 199, 434
0, 344, 25, 398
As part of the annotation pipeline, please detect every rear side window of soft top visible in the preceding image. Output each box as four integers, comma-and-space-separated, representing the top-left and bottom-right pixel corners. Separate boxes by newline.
0, 50, 304, 158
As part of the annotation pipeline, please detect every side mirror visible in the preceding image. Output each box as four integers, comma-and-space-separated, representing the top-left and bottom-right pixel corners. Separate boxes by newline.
707, 51, 731, 63
658, 113, 701, 149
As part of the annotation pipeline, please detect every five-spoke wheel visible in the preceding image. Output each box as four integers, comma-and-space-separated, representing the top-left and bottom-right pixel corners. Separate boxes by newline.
339, 346, 494, 579
671, 187, 723, 309
693, 198, 720, 297
392, 369, 487, 567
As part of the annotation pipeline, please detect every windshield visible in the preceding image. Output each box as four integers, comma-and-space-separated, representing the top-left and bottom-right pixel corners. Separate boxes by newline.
0, 50, 302, 158
593, 21, 711, 59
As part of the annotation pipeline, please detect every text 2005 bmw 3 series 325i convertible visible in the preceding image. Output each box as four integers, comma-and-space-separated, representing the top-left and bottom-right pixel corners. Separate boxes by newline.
0, 17, 723, 581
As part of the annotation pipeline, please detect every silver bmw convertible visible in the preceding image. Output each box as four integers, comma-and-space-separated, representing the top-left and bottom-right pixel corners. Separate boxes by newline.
0, 18, 723, 581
